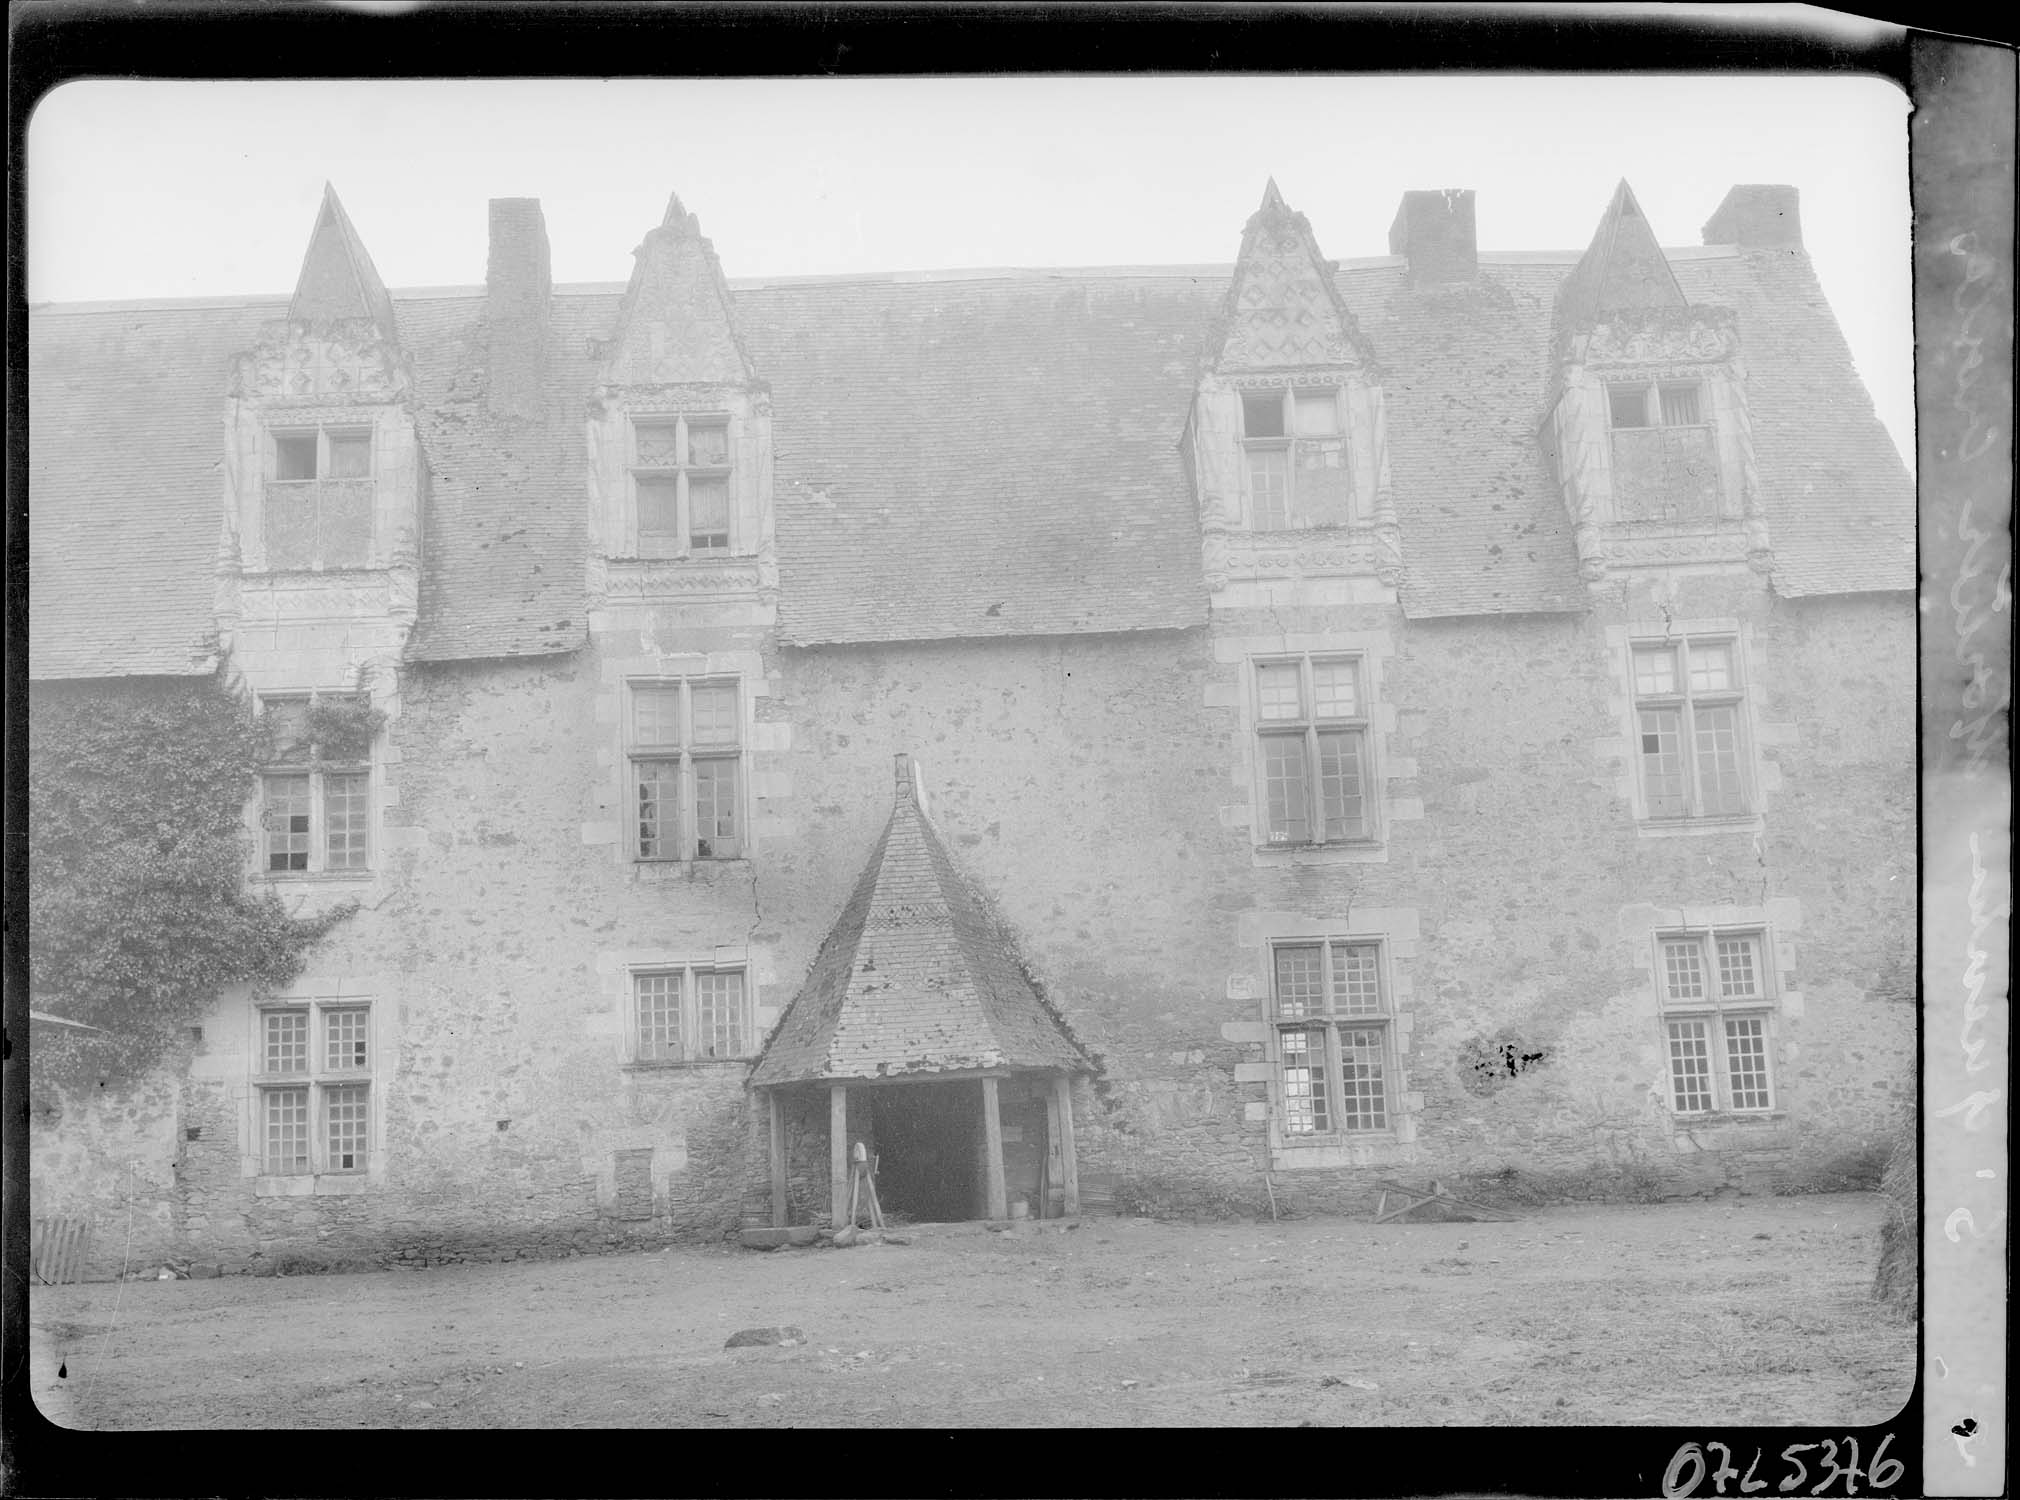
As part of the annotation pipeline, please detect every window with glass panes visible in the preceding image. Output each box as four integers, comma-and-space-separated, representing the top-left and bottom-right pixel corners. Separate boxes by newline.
631, 414, 733, 557
1239, 387, 1344, 530
1630, 637, 1749, 820
1656, 930, 1776, 1114
1254, 656, 1372, 847
632, 967, 750, 1062
271, 426, 372, 482
628, 678, 742, 860
255, 1001, 372, 1174
1270, 941, 1393, 1135
259, 694, 373, 874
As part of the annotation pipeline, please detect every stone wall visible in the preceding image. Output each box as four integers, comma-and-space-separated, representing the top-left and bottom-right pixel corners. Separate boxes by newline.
29, 578, 1914, 1269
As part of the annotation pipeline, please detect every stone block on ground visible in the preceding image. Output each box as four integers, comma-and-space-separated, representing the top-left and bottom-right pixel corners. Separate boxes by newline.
725, 1325, 805, 1349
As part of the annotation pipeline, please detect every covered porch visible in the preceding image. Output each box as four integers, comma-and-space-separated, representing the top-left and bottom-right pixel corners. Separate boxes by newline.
746, 755, 1093, 1230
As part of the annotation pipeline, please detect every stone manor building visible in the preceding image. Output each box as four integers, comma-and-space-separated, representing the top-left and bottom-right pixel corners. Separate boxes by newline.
27, 178, 1915, 1272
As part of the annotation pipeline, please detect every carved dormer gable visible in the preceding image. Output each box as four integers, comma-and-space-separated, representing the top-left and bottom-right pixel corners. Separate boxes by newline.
222, 187, 420, 586
1191, 182, 1397, 595
586, 195, 774, 602
1546, 181, 1767, 585
1210, 179, 1372, 375
600, 193, 757, 388
290, 183, 399, 342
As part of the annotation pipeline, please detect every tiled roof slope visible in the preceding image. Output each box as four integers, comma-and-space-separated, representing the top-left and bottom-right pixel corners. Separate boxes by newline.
402, 293, 597, 661
1673, 252, 1914, 597
29, 300, 275, 679
736, 275, 1216, 646
1342, 260, 1590, 617
748, 764, 1090, 1087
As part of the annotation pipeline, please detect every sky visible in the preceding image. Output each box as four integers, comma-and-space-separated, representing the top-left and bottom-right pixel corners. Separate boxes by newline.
27, 75, 1913, 465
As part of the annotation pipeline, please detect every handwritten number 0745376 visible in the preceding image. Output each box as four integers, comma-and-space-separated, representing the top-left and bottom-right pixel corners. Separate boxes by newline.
1662, 1435, 1904, 1497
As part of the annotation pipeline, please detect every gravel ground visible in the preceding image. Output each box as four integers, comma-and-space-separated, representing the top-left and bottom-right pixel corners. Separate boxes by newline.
29, 1190, 1911, 1430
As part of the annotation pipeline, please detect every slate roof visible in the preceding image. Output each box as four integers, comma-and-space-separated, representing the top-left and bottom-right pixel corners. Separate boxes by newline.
747, 761, 1091, 1087
28, 225, 1912, 677
740, 273, 1215, 646
28, 297, 274, 679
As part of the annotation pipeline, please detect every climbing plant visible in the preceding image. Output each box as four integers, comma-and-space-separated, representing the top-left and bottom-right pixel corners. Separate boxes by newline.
28, 671, 357, 1093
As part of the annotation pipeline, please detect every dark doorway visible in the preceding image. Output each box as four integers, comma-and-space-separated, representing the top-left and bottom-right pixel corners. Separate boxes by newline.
870, 1081, 982, 1223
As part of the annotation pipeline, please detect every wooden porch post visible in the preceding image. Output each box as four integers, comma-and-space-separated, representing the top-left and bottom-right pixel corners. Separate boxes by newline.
1052, 1073, 1080, 1217
981, 1076, 1008, 1221
829, 1083, 849, 1229
768, 1088, 789, 1229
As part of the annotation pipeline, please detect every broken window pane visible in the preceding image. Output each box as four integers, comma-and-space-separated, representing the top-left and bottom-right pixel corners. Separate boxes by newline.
273, 432, 318, 481
1638, 708, 1686, 817
1242, 391, 1285, 439
694, 758, 738, 857
1279, 1027, 1328, 1134
325, 1008, 369, 1072
636, 760, 680, 858
324, 1084, 368, 1172
263, 774, 312, 870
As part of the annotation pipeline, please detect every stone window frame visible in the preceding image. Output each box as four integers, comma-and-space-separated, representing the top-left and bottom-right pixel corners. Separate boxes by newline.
269, 422, 374, 484
1600, 373, 1724, 525
251, 998, 375, 1178
1238, 383, 1348, 532
630, 411, 735, 559
1654, 926, 1781, 1118
624, 675, 746, 863
1266, 936, 1400, 1139
1627, 632, 1754, 826
255, 691, 376, 879
1249, 652, 1378, 851
627, 962, 753, 1066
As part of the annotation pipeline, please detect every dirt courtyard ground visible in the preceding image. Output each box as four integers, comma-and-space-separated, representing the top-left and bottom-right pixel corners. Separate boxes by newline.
30, 1191, 1911, 1430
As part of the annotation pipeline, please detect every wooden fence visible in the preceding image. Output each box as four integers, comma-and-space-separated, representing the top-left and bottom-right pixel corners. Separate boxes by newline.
31, 1217, 90, 1284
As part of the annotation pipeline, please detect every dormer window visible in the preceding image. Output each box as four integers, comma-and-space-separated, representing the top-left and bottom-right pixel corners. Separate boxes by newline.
1240, 387, 1350, 531
263, 426, 375, 569
1605, 380, 1718, 522
634, 415, 733, 558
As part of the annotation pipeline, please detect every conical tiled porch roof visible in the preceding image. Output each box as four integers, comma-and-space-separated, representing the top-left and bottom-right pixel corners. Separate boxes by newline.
747, 756, 1090, 1088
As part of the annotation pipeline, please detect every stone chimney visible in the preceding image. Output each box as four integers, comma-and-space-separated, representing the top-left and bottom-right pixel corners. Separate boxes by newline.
1702, 185, 1803, 250
1388, 189, 1477, 284
486, 197, 551, 421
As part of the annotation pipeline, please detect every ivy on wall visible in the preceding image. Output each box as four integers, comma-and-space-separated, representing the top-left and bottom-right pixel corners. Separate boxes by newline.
28, 671, 356, 1093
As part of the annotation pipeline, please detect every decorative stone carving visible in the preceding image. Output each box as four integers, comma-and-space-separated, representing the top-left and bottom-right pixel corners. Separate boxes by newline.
601, 559, 765, 599
1598, 530, 1751, 568
1215, 189, 1368, 374
235, 323, 409, 402
1582, 311, 1740, 370
595, 384, 752, 415
1215, 528, 1385, 581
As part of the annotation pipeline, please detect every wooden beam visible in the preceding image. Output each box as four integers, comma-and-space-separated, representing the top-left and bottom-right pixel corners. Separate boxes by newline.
829, 1083, 849, 1229
1053, 1073, 1080, 1217
981, 1076, 1008, 1221
768, 1089, 788, 1229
